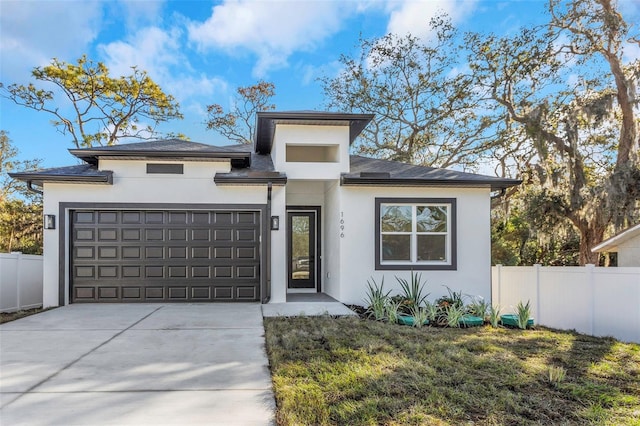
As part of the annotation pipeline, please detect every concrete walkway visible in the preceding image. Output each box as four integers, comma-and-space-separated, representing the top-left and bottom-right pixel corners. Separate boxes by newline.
0, 304, 275, 426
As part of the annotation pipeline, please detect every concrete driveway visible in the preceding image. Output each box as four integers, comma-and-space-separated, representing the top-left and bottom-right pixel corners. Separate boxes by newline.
0, 304, 275, 425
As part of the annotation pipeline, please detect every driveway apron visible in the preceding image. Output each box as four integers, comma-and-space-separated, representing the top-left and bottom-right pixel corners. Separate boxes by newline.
0, 304, 275, 425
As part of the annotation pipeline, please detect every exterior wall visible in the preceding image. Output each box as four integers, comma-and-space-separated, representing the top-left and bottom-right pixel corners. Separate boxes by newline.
323, 181, 341, 299
42, 159, 270, 307
618, 237, 640, 267
270, 185, 287, 303
336, 186, 492, 306
271, 124, 350, 179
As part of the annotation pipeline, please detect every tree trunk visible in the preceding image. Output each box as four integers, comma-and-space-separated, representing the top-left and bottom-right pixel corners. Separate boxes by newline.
577, 223, 605, 265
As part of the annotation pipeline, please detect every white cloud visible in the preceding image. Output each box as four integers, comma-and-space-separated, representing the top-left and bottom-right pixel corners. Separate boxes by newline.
0, 0, 103, 81
385, 0, 479, 38
98, 27, 227, 103
115, 0, 166, 30
187, 0, 347, 76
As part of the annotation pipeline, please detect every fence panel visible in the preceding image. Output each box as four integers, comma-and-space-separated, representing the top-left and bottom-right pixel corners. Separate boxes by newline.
492, 265, 640, 344
0, 253, 43, 312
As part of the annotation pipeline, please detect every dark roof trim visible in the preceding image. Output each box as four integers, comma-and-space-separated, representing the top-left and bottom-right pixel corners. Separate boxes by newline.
255, 111, 374, 155
70, 149, 251, 168
214, 172, 287, 186
340, 175, 522, 191
9, 171, 113, 186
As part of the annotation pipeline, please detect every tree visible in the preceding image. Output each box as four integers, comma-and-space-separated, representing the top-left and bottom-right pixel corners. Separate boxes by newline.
0, 130, 41, 202
0, 131, 43, 254
1, 55, 183, 148
321, 17, 502, 169
206, 81, 275, 144
466, 0, 639, 264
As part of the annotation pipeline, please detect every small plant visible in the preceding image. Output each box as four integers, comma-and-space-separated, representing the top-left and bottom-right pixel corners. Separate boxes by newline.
396, 271, 430, 310
364, 277, 390, 321
516, 300, 532, 330
488, 304, 501, 328
424, 301, 439, 323
385, 298, 402, 324
467, 297, 490, 320
548, 365, 567, 388
436, 286, 465, 310
445, 304, 465, 328
410, 304, 429, 328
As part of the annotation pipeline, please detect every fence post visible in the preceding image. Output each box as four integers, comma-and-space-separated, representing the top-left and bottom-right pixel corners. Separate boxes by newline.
12, 252, 23, 311
495, 264, 502, 307
534, 264, 541, 324
586, 264, 595, 336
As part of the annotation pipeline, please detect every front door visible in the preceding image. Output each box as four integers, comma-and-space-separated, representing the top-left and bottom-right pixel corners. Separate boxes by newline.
287, 207, 320, 290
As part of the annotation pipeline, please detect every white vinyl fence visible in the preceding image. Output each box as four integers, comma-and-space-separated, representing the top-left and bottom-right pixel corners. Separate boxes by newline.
492, 265, 640, 344
0, 253, 43, 313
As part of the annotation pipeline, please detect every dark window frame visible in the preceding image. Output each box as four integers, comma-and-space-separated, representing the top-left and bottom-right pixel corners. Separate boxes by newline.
146, 163, 184, 174
375, 197, 457, 271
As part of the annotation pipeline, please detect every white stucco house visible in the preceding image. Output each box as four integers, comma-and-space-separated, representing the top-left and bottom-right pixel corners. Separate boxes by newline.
11, 111, 520, 308
592, 224, 640, 266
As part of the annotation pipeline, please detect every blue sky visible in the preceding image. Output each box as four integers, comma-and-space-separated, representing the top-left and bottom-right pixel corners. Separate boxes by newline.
1, 0, 638, 169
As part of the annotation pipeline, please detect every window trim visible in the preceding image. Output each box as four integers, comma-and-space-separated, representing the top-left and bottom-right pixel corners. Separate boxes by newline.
375, 197, 457, 271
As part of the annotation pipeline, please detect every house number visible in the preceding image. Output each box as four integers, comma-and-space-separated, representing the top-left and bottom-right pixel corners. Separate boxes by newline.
340, 212, 345, 238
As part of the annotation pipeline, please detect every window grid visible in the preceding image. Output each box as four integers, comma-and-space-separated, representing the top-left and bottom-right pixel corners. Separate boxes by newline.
380, 203, 450, 265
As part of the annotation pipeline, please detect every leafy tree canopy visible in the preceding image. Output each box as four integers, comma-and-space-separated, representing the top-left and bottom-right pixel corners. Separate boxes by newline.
1, 55, 183, 148
206, 80, 275, 144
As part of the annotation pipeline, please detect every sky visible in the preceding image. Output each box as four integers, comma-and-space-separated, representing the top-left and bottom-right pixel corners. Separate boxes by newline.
1, 0, 638, 170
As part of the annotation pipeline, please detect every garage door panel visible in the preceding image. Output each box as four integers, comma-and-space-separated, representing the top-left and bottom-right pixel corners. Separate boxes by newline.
71, 209, 261, 303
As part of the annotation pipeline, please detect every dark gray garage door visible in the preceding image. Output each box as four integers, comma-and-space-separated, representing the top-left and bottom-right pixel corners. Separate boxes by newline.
70, 210, 261, 302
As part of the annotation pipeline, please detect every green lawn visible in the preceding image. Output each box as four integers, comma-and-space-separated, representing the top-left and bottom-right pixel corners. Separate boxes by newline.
264, 316, 640, 426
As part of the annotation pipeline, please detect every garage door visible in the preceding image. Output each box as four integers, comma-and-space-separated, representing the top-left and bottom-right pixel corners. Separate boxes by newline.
70, 210, 261, 302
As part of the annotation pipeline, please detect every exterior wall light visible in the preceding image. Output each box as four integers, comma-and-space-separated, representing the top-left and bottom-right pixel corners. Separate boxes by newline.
270, 216, 280, 230
44, 214, 56, 230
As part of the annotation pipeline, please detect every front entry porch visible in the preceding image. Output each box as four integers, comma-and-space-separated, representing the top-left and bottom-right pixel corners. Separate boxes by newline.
261, 293, 356, 317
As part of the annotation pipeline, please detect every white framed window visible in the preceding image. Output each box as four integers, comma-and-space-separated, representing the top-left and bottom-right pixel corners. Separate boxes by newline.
375, 198, 456, 270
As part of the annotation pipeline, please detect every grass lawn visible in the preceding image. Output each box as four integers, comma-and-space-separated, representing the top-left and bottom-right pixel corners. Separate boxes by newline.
264, 315, 640, 425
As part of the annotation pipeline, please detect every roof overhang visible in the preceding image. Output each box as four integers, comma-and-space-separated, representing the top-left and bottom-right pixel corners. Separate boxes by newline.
592, 223, 640, 252
69, 149, 251, 168
9, 171, 113, 187
255, 111, 374, 155
340, 174, 522, 191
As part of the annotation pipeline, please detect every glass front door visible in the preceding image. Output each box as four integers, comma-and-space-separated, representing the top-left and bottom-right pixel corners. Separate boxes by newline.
288, 208, 319, 290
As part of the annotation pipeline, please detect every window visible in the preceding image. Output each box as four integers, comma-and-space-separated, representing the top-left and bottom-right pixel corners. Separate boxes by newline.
375, 198, 456, 270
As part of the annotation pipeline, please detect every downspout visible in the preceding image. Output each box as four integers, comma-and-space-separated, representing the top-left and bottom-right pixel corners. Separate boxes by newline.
263, 181, 272, 303
27, 181, 43, 195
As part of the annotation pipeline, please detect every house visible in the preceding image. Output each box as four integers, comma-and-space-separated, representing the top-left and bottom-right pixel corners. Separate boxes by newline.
10, 111, 520, 307
592, 224, 640, 266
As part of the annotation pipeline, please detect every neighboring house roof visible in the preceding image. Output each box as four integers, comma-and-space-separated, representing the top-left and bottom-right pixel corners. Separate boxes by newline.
69, 139, 251, 168
8, 164, 113, 186
591, 224, 640, 252
254, 111, 374, 155
342, 155, 521, 191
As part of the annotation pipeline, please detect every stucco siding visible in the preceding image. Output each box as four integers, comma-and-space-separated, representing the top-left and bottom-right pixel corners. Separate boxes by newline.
323, 181, 341, 300
336, 186, 492, 306
272, 125, 350, 179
